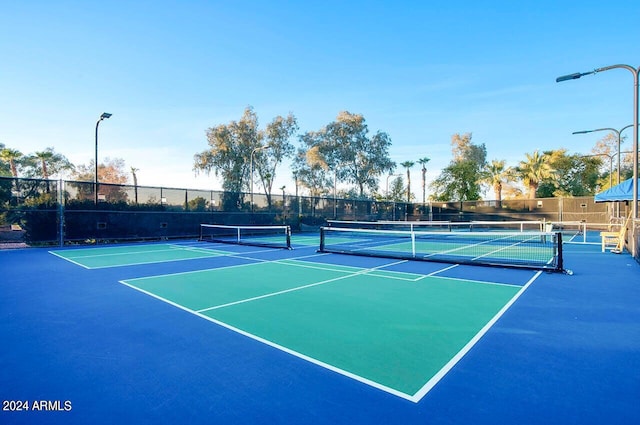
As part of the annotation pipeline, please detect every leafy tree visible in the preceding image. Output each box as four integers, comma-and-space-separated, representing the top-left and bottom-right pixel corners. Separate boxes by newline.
194, 107, 262, 210
254, 113, 298, 208
292, 141, 332, 197
431, 160, 483, 201
194, 107, 297, 210
387, 176, 405, 202
300, 111, 395, 197
194, 107, 261, 193
72, 157, 130, 202
0, 143, 12, 177
536, 149, 601, 197
451, 133, 486, 165
430, 133, 486, 201
187, 196, 207, 211
516, 151, 555, 199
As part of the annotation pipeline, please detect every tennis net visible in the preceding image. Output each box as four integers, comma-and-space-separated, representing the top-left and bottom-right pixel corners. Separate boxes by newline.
326, 219, 546, 233
319, 226, 563, 271
199, 224, 292, 249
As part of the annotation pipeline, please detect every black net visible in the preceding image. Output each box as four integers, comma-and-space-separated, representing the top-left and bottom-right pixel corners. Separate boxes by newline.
319, 226, 563, 272
199, 224, 291, 249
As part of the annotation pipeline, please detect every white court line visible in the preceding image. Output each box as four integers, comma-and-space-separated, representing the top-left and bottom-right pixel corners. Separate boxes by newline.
48, 250, 93, 269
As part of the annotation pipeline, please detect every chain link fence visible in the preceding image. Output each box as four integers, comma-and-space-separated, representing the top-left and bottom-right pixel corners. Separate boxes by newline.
0, 176, 636, 256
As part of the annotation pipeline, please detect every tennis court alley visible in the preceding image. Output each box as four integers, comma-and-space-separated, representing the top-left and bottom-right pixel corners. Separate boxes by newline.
1, 223, 639, 424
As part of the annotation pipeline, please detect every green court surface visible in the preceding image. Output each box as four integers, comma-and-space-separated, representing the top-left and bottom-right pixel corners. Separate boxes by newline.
120, 258, 525, 400
49, 243, 231, 268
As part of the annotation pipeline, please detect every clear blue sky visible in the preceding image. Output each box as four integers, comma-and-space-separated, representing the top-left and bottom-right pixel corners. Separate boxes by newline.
1, 0, 639, 196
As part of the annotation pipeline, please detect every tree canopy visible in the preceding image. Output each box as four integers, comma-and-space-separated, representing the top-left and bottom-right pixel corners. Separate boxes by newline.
193, 107, 298, 208
430, 133, 486, 201
295, 111, 395, 199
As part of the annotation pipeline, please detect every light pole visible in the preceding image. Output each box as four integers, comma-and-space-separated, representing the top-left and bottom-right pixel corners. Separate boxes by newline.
386, 174, 402, 200
250, 145, 269, 212
572, 124, 635, 185
95, 112, 112, 204
556, 64, 639, 226
280, 185, 286, 214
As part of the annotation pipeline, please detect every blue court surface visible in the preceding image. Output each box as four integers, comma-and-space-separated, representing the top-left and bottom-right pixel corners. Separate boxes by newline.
1, 237, 639, 425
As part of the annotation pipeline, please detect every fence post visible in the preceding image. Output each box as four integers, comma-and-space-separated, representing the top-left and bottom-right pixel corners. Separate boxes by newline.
58, 179, 64, 247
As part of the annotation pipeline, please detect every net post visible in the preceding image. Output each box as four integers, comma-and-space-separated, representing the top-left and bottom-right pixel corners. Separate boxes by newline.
411, 230, 416, 257
556, 231, 564, 272
285, 226, 292, 250
58, 179, 65, 247
319, 227, 326, 252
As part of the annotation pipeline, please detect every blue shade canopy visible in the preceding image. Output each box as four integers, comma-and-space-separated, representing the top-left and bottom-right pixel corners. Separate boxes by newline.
594, 178, 640, 202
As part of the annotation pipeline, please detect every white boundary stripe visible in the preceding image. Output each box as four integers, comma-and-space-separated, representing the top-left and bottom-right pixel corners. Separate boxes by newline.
48, 250, 92, 269
410, 270, 542, 401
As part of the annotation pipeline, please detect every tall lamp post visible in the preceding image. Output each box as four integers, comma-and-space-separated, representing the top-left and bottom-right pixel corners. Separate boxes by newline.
95, 112, 112, 204
556, 64, 638, 223
572, 124, 635, 185
250, 145, 269, 212
557, 64, 639, 257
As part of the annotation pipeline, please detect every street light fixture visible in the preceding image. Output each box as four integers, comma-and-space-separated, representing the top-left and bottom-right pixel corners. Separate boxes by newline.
557, 64, 639, 255
95, 112, 112, 204
250, 145, 270, 212
572, 124, 635, 185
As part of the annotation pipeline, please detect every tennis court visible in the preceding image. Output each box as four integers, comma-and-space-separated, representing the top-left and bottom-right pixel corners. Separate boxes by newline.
1, 226, 639, 424
50, 242, 532, 401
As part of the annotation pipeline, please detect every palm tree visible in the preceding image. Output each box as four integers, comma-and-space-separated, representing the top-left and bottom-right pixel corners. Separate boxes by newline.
517, 151, 555, 199
131, 167, 139, 204
481, 159, 513, 203
400, 161, 415, 203
0, 148, 23, 178
30, 148, 74, 180
0, 148, 24, 192
417, 157, 430, 204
